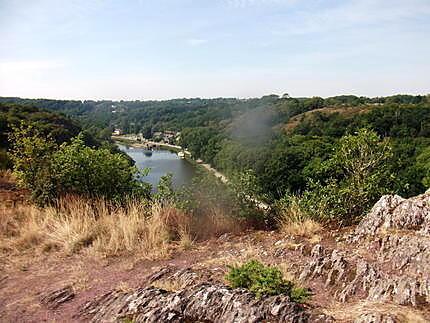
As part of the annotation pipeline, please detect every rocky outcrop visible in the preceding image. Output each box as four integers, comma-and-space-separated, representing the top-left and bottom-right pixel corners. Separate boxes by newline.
354, 313, 397, 323
40, 285, 75, 309
146, 265, 216, 288
300, 244, 430, 307
352, 190, 430, 239
78, 283, 333, 323
299, 189, 430, 307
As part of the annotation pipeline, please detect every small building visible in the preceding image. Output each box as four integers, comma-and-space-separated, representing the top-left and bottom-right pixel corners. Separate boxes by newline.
113, 128, 123, 136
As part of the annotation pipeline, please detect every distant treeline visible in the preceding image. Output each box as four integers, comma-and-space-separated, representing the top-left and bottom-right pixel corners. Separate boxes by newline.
1, 94, 429, 204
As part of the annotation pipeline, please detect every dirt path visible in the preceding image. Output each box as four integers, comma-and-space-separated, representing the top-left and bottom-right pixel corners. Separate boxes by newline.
0, 229, 338, 322
0, 240, 219, 322
200, 163, 228, 183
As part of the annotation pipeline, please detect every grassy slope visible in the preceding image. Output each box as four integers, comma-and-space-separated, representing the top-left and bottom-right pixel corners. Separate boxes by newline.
284, 105, 373, 133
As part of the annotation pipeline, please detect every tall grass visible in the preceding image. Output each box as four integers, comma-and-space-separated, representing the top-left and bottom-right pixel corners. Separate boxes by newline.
0, 194, 244, 259
277, 196, 322, 239
0, 196, 194, 258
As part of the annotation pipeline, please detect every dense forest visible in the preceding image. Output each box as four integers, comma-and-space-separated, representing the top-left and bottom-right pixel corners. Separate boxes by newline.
1, 94, 430, 221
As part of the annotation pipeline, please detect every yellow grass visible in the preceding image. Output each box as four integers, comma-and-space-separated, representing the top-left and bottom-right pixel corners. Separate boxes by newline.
325, 300, 429, 323
281, 219, 322, 238
115, 281, 133, 293
278, 200, 322, 239
0, 196, 192, 259
0, 169, 14, 182
178, 228, 194, 251
0, 195, 242, 261
191, 206, 242, 240
151, 278, 187, 292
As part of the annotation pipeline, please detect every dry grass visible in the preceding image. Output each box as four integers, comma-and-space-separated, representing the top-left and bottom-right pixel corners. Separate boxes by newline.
67, 261, 91, 291
203, 241, 262, 270
280, 219, 322, 238
191, 206, 243, 240
0, 196, 193, 260
277, 262, 297, 283
0, 195, 243, 262
278, 200, 322, 239
178, 228, 194, 251
151, 278, 187, 292
115, 281, 133, 293
0, 169, 14, 182
325, 300, 430, 323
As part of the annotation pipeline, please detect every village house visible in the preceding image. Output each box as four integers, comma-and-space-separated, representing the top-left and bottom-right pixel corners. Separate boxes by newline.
112, 128, 123, 136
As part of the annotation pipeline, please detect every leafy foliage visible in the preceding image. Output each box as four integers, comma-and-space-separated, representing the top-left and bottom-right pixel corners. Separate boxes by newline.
180, 170, 265, 222
416, 147, 430, 188
279, 129, 396, 223
3, 94, 430, 224
9, 123, 59, 204
226, 260, 310, 302
52, 135, 151, 201
0, 103, 81, 151
10, 124, 150, 205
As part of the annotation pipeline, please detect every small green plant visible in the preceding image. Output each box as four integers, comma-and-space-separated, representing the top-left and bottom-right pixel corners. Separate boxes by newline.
225, 260, 311, 302
290, 286, 312, 303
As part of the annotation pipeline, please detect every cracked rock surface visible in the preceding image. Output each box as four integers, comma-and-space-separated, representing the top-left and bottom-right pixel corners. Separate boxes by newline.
300, 191, 430, 309
78, 283, 333, 323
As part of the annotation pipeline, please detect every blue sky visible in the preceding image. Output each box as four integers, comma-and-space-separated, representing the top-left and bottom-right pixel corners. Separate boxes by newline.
0, 0, 429, 100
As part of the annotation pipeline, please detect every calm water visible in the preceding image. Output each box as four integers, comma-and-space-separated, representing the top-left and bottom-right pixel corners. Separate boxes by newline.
117, 144, 196, 190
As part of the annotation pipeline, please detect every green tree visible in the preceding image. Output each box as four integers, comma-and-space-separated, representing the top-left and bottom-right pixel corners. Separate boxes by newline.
52, 134, 151, 201
416, 147, 430, 188
9, 123, 58, 204
289, 129, 396, 223
10, 124, 150, 204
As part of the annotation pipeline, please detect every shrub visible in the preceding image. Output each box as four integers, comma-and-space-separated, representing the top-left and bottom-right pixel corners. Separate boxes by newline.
10, 123, 150, 204
52, 134, 151, 201
9, 123, 59, 204
290, 286, 312, 303
225, 260, 310, 302
279, 128, 396, 224
416, 147, 430, 188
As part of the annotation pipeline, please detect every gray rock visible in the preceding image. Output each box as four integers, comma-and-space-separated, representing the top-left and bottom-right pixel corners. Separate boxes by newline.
354, 312, 397, 323
300, 244, 430, 306
352, 191, 430, 240
78, 283, 333, 322
40, 285, 75, 309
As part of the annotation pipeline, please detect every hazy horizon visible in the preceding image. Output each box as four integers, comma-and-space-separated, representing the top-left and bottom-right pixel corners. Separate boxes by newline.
1, 92, 430, 103
1, 0, 429, 100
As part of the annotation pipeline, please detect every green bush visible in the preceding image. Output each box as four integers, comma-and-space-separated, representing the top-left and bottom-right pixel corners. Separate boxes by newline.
279, 128, 396, 224
225, 260, 310, 302
10, 123, 150, 205
9, 123, 60, 204
416, 147, 430, 188
52, 135, 151, 201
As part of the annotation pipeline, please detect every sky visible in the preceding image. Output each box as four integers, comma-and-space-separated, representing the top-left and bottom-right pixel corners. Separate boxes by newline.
0, 0, 429, 100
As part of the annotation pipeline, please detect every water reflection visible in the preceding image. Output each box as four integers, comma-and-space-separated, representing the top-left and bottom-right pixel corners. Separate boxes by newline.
117, 144, 195, 190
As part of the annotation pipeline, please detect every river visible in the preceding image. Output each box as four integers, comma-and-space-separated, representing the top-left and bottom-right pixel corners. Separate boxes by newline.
117, 144, 196, 190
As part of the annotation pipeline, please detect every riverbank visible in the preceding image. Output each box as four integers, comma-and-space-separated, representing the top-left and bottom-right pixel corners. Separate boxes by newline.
112, 136, 183, 153
113, 137, 226, 182
114, 136, 269, 210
